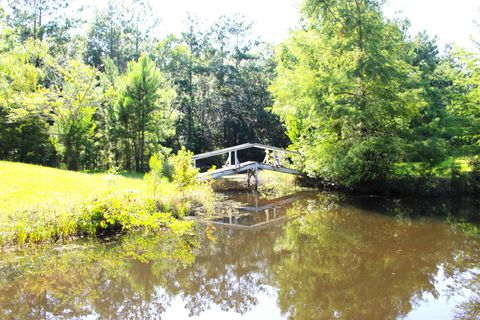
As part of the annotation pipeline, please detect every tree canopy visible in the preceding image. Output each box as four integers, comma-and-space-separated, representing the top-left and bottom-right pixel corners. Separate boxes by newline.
0, 0, 479, 189
270, 0, 480, 187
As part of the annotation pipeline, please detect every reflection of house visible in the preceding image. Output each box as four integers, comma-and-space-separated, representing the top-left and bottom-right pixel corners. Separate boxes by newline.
208, 192, 310, 230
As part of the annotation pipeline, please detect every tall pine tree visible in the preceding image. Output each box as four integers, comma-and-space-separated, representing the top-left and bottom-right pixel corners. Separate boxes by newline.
118, 55, 176, 172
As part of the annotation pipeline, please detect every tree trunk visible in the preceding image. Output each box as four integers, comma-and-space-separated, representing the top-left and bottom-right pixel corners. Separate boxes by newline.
187, 46, 194, 145
65, 138, 78, 171
355, 0, 367, 115
133, 132, 140, 172
125, 124, 132, 170
140, 129, 145, 172
38, 6, 42, 41
33, 0, 37, 40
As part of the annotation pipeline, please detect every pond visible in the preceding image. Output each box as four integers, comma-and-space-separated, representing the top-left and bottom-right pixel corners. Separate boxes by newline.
1, 191, 480, 319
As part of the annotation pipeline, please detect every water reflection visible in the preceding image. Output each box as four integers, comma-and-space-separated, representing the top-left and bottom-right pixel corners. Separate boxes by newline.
212, 191, 312, 228
273, 195, 480, 319
0, 232, 200, 319
0, 193, 479, 319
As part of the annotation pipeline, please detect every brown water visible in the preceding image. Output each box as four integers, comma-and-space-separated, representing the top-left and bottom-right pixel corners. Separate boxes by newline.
1, 191, 480, 320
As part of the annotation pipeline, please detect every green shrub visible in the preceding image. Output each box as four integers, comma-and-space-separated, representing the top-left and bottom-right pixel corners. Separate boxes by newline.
78, 192, 159, 236
171, 146, 200, 191
338, 138, 401, 187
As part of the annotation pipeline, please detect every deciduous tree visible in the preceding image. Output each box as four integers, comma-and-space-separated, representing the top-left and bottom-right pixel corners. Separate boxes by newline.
52, 60, 103, 170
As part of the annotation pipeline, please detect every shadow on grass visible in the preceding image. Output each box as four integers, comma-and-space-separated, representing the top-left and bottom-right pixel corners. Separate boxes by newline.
117, 171, 145, 180
84, 170, 145, 180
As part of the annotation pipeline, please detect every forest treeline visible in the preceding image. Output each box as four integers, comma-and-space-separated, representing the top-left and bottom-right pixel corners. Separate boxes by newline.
0, 0, 286, 172
1, 0, 479, 191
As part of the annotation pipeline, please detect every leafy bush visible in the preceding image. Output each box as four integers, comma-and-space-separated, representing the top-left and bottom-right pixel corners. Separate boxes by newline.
406, 138, 448, 166
338, 138, 401, 188
78, 192, 161, 236
170, 146, 200, 190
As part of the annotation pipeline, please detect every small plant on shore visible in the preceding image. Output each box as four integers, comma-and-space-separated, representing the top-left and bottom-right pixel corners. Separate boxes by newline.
105, 166, 119, 187
145, 147, 214, 219
171, 146, 200, 191
144, 148, 173, 198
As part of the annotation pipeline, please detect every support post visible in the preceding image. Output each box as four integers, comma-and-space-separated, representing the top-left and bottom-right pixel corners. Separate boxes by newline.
225, 152, 232, 167
234, 150, 240, 168
273, 151, 280, 166
193, 159, 196, 168
253, 163, 259, 190
263, 150, 269, 164
247, 169, 252, 188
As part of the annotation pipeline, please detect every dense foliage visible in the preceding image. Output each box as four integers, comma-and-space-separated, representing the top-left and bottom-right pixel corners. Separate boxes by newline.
0, 0, 479, 189
271, 0, 480, 188
0, 1, 286, 173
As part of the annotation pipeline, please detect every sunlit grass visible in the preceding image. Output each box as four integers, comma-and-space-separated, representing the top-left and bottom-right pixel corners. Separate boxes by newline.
394, 157, 473, 177
0, 161, 148, 214
0, 161, 213, 247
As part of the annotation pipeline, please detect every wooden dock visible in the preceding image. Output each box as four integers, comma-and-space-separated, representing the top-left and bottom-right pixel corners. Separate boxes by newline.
192, 143, 301, 186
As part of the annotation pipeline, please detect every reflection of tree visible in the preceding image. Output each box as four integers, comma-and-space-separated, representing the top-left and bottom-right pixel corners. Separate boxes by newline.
159, 226, 284, 316
272, 194, 480, 320
452, 275, 480, 320
442, 235, 480, 320
0, 233, 199, 320
0, 194, 479, 319
0, 224, 284, 319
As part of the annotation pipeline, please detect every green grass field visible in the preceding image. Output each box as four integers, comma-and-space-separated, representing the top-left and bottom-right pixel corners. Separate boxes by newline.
0, 161, 214, 247
0, 161, 148, 214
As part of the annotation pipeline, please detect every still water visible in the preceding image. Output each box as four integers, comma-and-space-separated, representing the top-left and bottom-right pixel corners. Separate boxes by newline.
1, 191, 480, 320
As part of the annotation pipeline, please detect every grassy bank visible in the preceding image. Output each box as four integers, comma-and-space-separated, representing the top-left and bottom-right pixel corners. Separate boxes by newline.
0, 161, 148, 212
0, 161, 213, 247
299, 156, 480, 196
